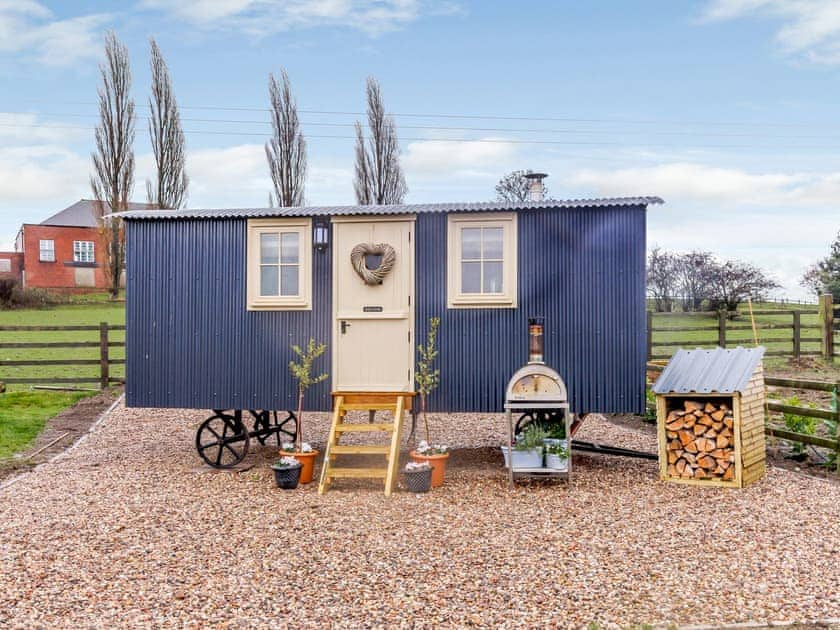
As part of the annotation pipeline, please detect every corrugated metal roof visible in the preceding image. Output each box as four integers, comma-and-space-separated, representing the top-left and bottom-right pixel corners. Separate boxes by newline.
42, 199, 159, 227
651, 346, 765, 395
111, 196, 664, 220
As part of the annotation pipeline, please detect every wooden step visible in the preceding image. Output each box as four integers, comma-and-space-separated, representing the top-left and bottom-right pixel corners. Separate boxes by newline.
330, 445, 391, 455
326, 467, 388, 479
334, 423, 394, 433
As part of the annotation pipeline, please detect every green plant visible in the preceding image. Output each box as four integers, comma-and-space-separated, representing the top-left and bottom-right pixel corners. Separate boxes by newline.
782, 395, 818, 455
515, 424, 547, 451
644, 388, 656, 423
288, 338, 328, 450
415, 316, 440, 444
546, 442, 569, 458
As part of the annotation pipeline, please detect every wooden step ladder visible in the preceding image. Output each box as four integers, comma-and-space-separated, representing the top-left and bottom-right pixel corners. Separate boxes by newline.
318, 391, 415, 496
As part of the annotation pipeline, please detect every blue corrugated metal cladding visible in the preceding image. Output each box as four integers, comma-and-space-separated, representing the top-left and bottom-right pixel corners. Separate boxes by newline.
125, 204, 647, 414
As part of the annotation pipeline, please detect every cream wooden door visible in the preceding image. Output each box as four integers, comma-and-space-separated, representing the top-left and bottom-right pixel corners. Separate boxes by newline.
332, 217, 414, 392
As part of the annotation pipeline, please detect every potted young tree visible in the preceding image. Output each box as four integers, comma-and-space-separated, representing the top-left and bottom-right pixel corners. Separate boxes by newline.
402, 461, 433, 493
410, 317, 449, 487
287, 338, 328, 484
271, 456, 303, 489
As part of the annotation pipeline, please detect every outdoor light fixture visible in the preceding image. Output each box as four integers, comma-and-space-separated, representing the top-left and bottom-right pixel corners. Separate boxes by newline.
313, 219, 329, 252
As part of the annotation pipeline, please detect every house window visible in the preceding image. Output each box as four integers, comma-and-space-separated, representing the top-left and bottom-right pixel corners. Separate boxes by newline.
247, 218, 312, 310
73, 241, 95, 263
447, 213, 517, 308
39, 239, 55, 262
0, 259, 10, 273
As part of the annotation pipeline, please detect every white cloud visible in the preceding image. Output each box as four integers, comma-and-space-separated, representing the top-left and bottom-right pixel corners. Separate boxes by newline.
138, 0, 460, 36
702, 0, 840, 63
0, 112, 87, 144
403, 138, 517, 179
0, 1, 110, 66
566, 161, 840, 207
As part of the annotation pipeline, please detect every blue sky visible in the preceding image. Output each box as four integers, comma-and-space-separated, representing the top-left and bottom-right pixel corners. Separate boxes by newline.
2, 1, 840, 298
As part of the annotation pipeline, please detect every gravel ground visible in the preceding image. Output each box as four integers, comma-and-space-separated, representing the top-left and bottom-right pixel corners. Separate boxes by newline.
1, 403, 839, 628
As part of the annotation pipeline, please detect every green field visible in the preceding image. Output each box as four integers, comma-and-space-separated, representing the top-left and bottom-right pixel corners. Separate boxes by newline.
0, 301, 125, 390
649, 301, 836, 362
0, 390, 91, 459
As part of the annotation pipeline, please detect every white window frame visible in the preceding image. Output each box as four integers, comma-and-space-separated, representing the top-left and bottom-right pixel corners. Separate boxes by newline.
247, 218, 312, 310
73, 240, 95, 263
447, 212, 517, 308
39, 239, 55, 262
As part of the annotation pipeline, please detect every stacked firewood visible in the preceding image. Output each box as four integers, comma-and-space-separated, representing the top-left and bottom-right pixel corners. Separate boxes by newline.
665, 400, 735, 481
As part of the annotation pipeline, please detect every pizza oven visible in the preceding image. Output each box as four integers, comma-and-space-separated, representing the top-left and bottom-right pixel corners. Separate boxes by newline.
503, 317, 572, 486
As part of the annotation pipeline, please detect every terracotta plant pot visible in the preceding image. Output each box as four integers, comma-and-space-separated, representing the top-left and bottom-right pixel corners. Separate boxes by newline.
409, 451, 449, 487
279, 450, 319, 484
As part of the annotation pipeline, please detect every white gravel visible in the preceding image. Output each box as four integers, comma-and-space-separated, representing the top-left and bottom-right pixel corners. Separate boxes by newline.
1, 403, 838, 628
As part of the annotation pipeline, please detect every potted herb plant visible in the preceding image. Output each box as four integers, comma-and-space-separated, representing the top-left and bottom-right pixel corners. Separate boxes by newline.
271, 456, 303, 489
402, 461, 433, 493
410, 317, 449, 487
287, 338, 328, 484
545, 441, 570, 471
502, 424, 546, 469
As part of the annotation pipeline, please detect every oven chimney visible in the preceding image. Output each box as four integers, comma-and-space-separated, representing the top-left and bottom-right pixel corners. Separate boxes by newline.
528, 317, 545, 364
524, 172, 548, 202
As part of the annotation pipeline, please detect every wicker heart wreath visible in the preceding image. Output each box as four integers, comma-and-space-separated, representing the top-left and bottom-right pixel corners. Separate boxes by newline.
350, 242, 396, 285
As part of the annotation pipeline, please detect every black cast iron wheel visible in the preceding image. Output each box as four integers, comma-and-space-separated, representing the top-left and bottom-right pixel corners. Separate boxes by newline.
515, 410, 566, 438
196, 412, 250, 468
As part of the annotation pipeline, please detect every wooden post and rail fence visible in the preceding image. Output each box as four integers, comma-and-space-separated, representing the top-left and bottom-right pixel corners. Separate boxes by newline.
647, 294, 839, 362
0, 322, 125, 390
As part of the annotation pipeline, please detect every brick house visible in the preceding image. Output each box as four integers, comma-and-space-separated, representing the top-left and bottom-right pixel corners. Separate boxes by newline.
8, 199, 154, 292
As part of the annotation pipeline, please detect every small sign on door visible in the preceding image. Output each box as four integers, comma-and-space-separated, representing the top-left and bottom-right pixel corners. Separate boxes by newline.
363, 306, 384, 312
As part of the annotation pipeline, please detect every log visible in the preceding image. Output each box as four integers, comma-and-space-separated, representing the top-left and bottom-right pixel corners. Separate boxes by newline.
697, 415, 714, 427
667, 410, 684, 422
716, 435, 730, 449
693, 424, 707, 436
704, 428, 718, 439
697, 455, 716, 470
669, 439, 681, 451
684, 401, 704, 412
704, 402, 716, 413
683, 415, 697, 428
685, 440, 699, 454
668, 450, 679, 464
724, 418, 734, 429
683, 452, 696, 465
711, 409, 726, 421
667, 430, 678, 439
666, 419, 684, 431
722, 466, 734, 481
678, 430, 694, 447
676, 459, 687, 474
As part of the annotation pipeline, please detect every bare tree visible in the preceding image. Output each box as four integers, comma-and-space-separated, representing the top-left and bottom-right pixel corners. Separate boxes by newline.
265, 70, 306, 207
146, 37, 188, 209
707, 260, 780, 311
646, 247, 678, 312
354, 77, 407, 205
90, 31, 135, 300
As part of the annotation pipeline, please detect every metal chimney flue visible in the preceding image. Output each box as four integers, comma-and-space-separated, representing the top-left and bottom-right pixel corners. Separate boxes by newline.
528, 316, 545, 364
524, 172, 548, 202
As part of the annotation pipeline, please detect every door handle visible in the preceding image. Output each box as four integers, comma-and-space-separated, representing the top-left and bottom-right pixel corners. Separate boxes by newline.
341, 320, 351, 334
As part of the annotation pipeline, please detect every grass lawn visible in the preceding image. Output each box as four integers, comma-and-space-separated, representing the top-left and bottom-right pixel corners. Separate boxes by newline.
0, 301, 125, 390
0, 390, 90, 459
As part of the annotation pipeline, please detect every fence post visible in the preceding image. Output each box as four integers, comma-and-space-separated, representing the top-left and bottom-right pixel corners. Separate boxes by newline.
718, 311, 726, 348
99, 321, 109, 390
646, 311, 653, 360
819, 293, 835, 362
792, 310, 801, 359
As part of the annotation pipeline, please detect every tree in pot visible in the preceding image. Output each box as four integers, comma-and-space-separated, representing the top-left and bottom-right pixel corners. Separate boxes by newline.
271, 456, 303, 489
287, 338, 328, 483
411, 317, 449, 487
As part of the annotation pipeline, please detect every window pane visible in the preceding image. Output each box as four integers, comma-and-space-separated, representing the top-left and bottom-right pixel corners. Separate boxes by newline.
461, 228, 481, 260
461, 261, 481, 293
280, 232, 299, 263
280, 265, 299, 296
260, 233, 279, 264
260, 266, 279, 296
483, 261, 504, 293
483, 227, 504, 259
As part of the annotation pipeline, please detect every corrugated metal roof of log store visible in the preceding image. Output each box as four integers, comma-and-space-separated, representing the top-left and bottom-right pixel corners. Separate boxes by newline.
110, 196, 664, 220
651, 346, 766, 395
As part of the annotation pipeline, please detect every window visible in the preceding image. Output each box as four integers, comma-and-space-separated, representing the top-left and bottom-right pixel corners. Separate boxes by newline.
0, 259, 10, 273
247, 218, 312, 310
73, 241, 95, 263
447, 213, 517, 308
39, 239, 55, 262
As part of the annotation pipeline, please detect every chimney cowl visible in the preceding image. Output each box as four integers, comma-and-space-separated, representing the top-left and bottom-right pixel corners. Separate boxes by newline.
523, 172, 548, 202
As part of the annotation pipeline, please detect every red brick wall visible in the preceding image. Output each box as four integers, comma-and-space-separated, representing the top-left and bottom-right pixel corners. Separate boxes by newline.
21, 224, 110, 290
0, 252, 23, 283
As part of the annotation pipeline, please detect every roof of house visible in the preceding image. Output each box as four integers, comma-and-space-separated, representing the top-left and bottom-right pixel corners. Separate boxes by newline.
651, 346, 765, 395
110, 196, 664, 221
41, 199, 159, 228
